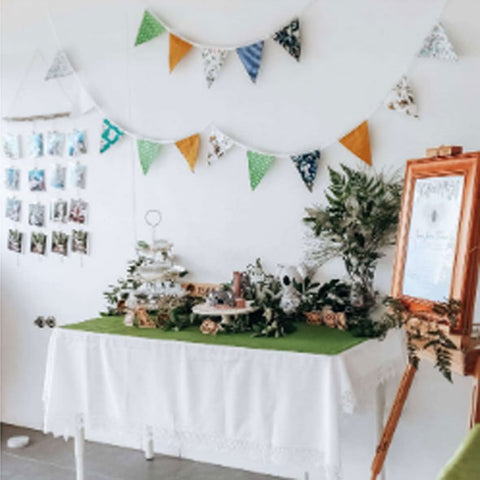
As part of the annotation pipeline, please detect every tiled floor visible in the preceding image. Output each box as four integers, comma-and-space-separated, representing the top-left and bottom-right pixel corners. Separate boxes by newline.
1, 424, 284, 480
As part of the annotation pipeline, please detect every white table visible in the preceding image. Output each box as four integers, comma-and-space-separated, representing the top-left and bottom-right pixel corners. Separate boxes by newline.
43, 327, 405, 480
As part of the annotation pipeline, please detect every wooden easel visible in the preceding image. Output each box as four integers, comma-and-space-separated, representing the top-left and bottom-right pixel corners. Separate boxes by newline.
370, 149, 480, 480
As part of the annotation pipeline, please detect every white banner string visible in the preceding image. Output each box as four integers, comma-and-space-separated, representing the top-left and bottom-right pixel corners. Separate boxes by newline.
142, 0, 317, 51
42, 1, 449, 159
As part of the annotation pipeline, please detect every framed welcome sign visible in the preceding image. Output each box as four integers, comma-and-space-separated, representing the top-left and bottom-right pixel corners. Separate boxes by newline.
391, 151, 480, 336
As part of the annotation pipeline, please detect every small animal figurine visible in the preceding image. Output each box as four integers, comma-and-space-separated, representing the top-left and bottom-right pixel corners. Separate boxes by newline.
277, 265, 303, 315
136, 307, 156, 328
206, 288, 236, 307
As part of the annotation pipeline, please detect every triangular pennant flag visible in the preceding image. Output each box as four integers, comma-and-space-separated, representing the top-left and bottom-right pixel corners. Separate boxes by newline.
169, 34, 193, 73
45, 51, 74, 80
339, 121, 372, 166
176, 134, 200, 172
100, 119, 125, 154
291, 150, 320, 191
247, 151, 275, 191
385, 76, 418, 118
236, 42, 264, 83
135, 11, 166, 46
273, 18, 301, 61
418, 23, 458, 61
137, 139, 162, 174
202, 49, 228, 87
71, 84, 96, 117
207, 128, 233, 164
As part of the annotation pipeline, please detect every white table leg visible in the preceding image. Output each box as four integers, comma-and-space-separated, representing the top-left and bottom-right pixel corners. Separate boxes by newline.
74, 415, 85, 480
144, 426, 154, 461
375, 382, 386, 480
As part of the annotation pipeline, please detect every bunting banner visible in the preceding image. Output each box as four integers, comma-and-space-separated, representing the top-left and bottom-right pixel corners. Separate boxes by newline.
100, 119, 125, 154
135, 11, 166, 46
132, 9, 307, 84
207, 128, 233, 164
418, 23, 458, 61
339, 121, 371, 166
176, 134, 200, 172
45, 51, 74, 80
169, 34, 193, 72
385, 76, 418, 118
273, 18, 301, 61
202, 49, 228, 88
247, 151, 275, 191
236, 42, 264, 83
291, 150, 320, 191
137, 139, 162, 174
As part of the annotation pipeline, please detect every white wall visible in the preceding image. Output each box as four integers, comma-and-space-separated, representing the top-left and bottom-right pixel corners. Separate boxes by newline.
1, 0, 479, 479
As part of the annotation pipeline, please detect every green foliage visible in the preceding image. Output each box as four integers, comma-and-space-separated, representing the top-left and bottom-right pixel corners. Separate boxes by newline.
102, 256, 146, 315
304, 164, 402, 309
381, 296, 460, 382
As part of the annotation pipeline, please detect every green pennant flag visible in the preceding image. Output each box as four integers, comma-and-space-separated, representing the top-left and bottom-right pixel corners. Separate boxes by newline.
137, 139, 162, 174
247, 151, 275, 191
135, 11, 166, 46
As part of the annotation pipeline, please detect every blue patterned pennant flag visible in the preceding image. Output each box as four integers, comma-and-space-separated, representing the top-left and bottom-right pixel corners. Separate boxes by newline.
273, 18, 301, 61
236, 42, 264, 83
291, 150, 320, 191
100, 119, 124, 154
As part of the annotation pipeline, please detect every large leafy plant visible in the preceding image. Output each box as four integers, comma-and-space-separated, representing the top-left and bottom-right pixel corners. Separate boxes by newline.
304, 164, 402, 310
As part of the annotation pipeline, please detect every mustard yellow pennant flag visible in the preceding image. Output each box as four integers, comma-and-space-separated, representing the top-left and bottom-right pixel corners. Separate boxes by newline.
339, 121, 372, 166
169, 34, 193, 73
176, 134, 200, 172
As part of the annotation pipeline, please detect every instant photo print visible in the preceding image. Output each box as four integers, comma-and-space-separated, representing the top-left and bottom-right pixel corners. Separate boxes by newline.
51, 165, 66, 189
2, 133, 20, 159
70, 163, 86, 189
67, 130, 87, 156
46, 131, 65, 156
28, 132, 44, 158
30, 232, 47, 255
69, 199, 88, 224
28, 203, 46, 227
28, 169, 46, 191
5, 168, 20, 191
50, 199, 68, 223
72, 229, 88, 254
5, 198, 21, 222
51, 231, 69, 256
8, 229, 23, 253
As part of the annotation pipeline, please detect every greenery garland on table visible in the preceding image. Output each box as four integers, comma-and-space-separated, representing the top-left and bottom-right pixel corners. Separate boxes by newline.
100, 164, 458, 380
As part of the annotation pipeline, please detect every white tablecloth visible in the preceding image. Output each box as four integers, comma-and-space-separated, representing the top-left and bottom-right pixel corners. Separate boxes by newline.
43, 328, 405, 480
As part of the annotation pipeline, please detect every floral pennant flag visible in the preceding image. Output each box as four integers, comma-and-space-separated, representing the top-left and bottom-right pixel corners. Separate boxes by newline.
236, 42, 264, 83
100, 119, 125, 154
418, 23, 458, 61
247, 151, 275, 191
45, 51, 74, 80
291, 150, 320, 191
169, 34, 193, 72
137, 139, 162, 175
202, 49, 228, 87
135, 11, 166, 46
385, 76, 418, 118
273, 18, 301, 61
339, 121, 372, 166
176, 134, 200, 172
207, 128, 233, 164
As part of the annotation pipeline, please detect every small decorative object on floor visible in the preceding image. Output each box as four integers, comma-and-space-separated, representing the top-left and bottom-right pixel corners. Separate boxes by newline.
7, 436, 29, 449
305, 311, 323, 325
200, 318, 220, 335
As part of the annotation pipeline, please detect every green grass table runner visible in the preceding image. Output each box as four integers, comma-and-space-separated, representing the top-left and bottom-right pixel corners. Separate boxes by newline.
63, 316, 367, 355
